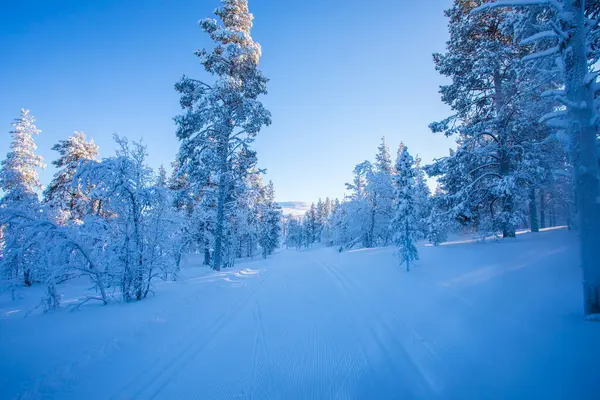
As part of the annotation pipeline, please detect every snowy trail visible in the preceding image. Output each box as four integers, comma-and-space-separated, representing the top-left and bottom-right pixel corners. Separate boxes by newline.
1, 229, 600, 399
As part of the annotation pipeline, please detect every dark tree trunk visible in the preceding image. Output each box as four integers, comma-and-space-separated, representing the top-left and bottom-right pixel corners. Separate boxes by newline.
539, 189, 546, 229
529, 187, 539, 233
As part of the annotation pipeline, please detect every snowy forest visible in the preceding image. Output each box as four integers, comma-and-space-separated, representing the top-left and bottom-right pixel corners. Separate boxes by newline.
1, 0, 599, 315
1, 0, 600, 398
0, 0, 282, 308
283, 0, 600, 314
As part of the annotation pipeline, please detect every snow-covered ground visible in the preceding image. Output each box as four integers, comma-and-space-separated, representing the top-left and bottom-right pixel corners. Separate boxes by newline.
1, 228, 599, 399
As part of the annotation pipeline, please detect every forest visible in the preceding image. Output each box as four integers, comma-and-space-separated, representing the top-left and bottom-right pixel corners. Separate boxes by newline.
1, 1, 600, 399
1, 0, 599, 316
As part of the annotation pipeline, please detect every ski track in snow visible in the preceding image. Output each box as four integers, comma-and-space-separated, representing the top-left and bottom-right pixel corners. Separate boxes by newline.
2, 229, 600, 399
115, 269, 272, 400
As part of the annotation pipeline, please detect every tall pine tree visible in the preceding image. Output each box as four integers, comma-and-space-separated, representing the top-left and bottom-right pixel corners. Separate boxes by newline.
43, 131, 99, 225
0, 109, 46, 287
174, 0, 271, 270
390, 144, 419, 272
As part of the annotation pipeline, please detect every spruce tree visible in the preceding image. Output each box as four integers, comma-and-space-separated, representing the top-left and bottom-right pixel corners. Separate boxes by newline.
0, 109, 46, 208
156, 164, 168, 188
258, 181, 282, 258
390, 144, 419, 272
0, 109, 46, 287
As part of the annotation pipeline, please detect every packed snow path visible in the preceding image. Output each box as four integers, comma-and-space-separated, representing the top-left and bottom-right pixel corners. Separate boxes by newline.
1, 229, 599, 399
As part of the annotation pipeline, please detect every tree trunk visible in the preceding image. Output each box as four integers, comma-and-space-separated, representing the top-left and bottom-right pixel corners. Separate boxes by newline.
212, 141, 229, 272
539, 189, 546, 229
566, 1, 600, 316
368, 208, 376, 248
500, 155, 515, 238
23, 268, 32, 287
203, 235, 211, 266
529, 187, 539, 233
494, 68, 516, 239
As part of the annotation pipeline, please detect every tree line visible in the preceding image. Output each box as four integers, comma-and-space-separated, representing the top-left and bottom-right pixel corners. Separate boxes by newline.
0, 0, 280, 310
286, 0, 600, 316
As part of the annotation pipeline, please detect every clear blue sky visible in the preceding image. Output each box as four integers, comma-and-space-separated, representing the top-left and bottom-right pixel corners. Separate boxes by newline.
0, 0, 455, 204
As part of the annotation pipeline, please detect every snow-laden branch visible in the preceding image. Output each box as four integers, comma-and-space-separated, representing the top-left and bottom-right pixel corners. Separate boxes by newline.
554, 96, 588, 110
541, 89, 567, 98
520, 30, 559, 46
522, 46, 561, 62
539, 110, 568, 123
472, 0, 563, 14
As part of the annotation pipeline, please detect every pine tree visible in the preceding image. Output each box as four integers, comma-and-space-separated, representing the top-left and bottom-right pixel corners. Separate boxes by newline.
43, 131, 99, 225
375, 137, 393, 175
427, 184, 450, 245
414, 155, 432, 238
320, 197, 334, 245
156, 164, 168, 188
0, 109, 46, 208
431, 0, 530, 238
390, 144, 419, 272
475, 0, 600, 315
0, 109, 46, 288
345, 161, 373, 248
370, 137, 395, 244
174, 0, 271, 271
284, 217, 303, 250
305, 203, 318, 245
258, 181, 282, 258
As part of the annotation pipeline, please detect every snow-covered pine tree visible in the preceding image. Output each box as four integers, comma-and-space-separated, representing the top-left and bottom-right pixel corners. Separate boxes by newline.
304, 203, 319, 246
316, 198, 326, 243
344, 161, 373, 248
167, 159, 194, 214
0, 109, 46, 208
233, 171, 260, 258
284, 217, 303, 250
43, 131, 99, 225
431, 0, 530, 238
414, 155, 432, 238
156, 164, 168, 188
390, 144, 420, 272
330, 198, 350, 250
474, 0, 600, 315
320, 197, 334, 246
174, 0, 271, 271
258, 181, 282, 258
0, 109, 46, 288
369, 137, 395, 245
427, 184, 451, 245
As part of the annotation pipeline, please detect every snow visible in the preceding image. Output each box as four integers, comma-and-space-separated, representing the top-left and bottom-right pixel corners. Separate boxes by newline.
1, 228, 599, 399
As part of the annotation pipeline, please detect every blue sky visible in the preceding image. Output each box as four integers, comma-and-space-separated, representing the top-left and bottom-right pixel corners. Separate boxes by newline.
0, 0, 455, 204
